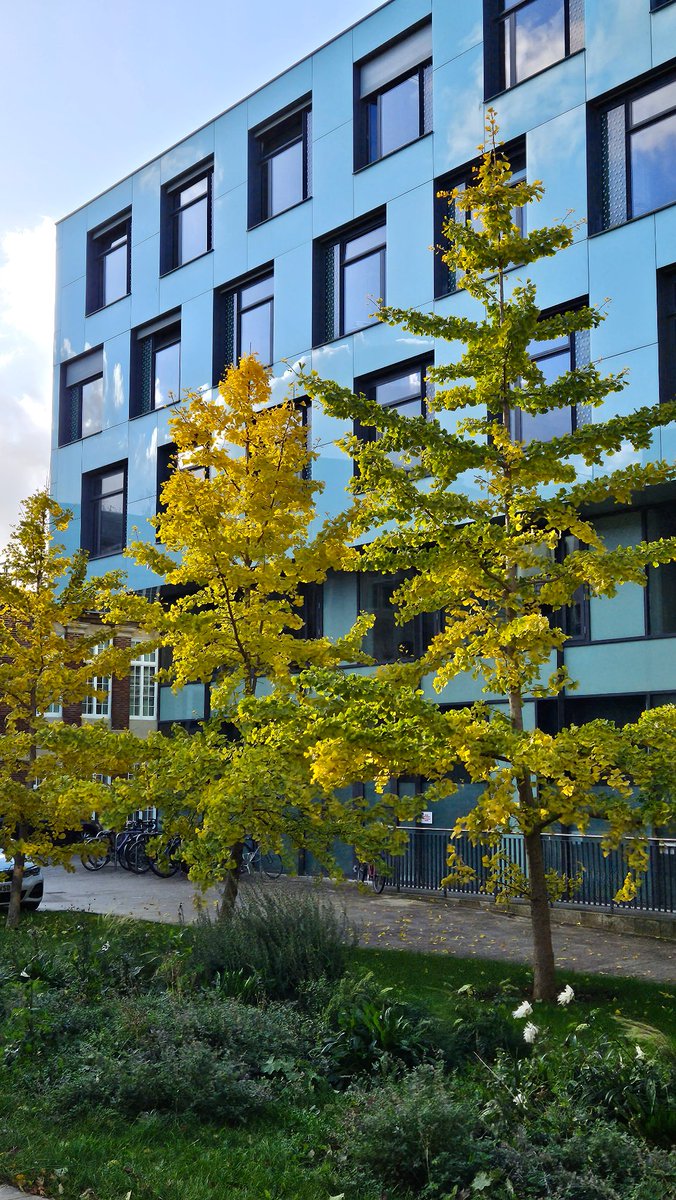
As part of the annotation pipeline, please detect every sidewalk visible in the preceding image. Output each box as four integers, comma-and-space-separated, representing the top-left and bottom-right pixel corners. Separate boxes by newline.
40, 862, 675, 983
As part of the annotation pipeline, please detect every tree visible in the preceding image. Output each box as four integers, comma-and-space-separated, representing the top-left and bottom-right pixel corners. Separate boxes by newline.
0, 492, 141, 927
120, 355, 409, 911
299, 113, 676, 999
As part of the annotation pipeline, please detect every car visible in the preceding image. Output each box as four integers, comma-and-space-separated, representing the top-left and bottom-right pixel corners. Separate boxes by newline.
0, 856, 44, 911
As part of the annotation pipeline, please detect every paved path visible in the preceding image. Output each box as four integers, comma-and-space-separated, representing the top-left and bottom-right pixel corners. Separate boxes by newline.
40, 862, 675, 983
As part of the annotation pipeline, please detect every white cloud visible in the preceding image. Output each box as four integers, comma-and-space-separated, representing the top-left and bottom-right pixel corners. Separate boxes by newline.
0, 216, 55, 543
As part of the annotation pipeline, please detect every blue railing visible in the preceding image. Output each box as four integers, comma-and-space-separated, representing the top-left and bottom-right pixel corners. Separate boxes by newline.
382, 830, 676, 914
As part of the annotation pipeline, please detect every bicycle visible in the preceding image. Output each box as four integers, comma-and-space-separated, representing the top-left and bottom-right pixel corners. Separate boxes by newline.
354, 858, 387, 894
81, 817, 158, 872
241, 837, 283, 879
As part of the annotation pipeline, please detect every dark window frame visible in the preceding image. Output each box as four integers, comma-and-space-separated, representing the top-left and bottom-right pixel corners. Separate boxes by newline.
160, 159, 213, 275
357, 567, 442, 665
58, 347, 104, 446
131, 312, 182, 418
651, 1, 676, 11
510, 296, 591, 444
248, 97, 312, 227
353, 355, 433, 472
658, 263, 676, 405
484, 0, 583, 99
355, 21, 433, 170
313, 211, 386, 346
81, 462, 127, 560
213, 267, 274, 383
434, 137, 526, 299
590, 63, 676, 232
86, 210, 131, 315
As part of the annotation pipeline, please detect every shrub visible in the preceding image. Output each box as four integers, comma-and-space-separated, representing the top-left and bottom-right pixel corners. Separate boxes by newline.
321, 971, 434, 1081
439, 995, 528, 1065
188, 883, 356, 1000
569, 1038, 676, 1145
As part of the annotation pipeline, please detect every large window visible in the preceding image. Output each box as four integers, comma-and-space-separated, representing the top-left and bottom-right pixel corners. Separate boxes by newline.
59, 348, 104, 445
593, 68, 676, 230
83, 643, 111, 719
658, 265, 676, 405
435, 138, 526, 298
214, 270, 274, 381
646, 505, 676, 636
355, 359, 432, 470
131, 313, 181, 416
360, 571, 438, 663
86, 210, 130, 313
161, 160, 213, 273
356, 23, 432, 167
485, 0, 584, 97
314, 214, 386, 344
82, 464, 126, 558
510, 303, 590, 443
249, 100, 312, 225
130, 642, 158, 719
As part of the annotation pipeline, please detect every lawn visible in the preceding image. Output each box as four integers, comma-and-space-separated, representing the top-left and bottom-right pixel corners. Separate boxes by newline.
0, 906, 672, 1200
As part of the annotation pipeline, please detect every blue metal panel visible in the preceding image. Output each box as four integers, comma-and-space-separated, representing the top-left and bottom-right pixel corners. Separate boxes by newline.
589, 221, 657, 360
160, 126, 215, 185
432, 0, 483, 71
181, 289, 215, 395
588, 511, 645, 642
52, 440, 84, 509
57, 279, 86, 361
585, 0, 651, 101
84, 179, 133, 235
523, 240, 589, 313
528, 106, 587, 238
273, 242, 313, 363
56, 210, 87, 289
81, 422, 129, 475
246, 60, 313, 130
354, 133, 433, 216
311, 122, 355, 238
247, 198, 313, 272
352, 318, 422, 378
432, 46, 484, 178
85, 295, 132, 346
102, 333, 129, 430
128, 425, 158, 507
131, 163, 161, 246
127, 494, 159, 551
312, 453, 354, 522
129, 234, 160, 327
212, 185, 248, 286
159, 251, 214, 313
323, 570, 358, 641
568, 639, 676, 696
492, 52, 586, 146
387, 182, 434, 309
352, 0, 431, 61
655, 204, 676, 270
312, 30, 355, 141
213, 105, 248, 198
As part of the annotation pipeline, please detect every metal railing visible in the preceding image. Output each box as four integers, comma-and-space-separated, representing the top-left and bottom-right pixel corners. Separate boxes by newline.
382, 829, 676, 914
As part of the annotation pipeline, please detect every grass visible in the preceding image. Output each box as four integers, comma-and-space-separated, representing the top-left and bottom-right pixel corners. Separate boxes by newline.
0, 910, 673, 1200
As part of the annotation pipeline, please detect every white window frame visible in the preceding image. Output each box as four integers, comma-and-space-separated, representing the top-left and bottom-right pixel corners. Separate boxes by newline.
83, 642, 112, 719
129, 641, 158, 720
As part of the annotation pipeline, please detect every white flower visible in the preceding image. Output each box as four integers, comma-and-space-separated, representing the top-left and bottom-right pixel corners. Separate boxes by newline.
513, 1091, 526, 1108
635, 1044, 645, 1060
523, 1022, 539, 1044
19, 969, 30, 980
100, 942, 110, 953
512, 1000, 533, 1019
557, 984, 575, 1006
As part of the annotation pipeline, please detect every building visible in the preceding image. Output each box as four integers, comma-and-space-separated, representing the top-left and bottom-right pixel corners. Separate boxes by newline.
51, 0, 676, 834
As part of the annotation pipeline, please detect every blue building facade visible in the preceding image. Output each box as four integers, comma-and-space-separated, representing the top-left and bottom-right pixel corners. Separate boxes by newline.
51, 0, 676, 827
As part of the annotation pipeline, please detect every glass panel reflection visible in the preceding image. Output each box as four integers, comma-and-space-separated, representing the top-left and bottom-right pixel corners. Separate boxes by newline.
630, 112, 676, 216
379, 74, 420, 157
269, 140, 303, 215
103, 244, 127, 306
240, 301, 272, 365
154, 342, 180, 408
179, 197, 208, 263
81, 377, 103, 437
343, 252, 382, 333
513, 0, 566, 85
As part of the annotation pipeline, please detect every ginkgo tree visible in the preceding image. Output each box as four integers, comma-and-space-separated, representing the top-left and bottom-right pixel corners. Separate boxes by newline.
299, 113, 676, 999
114, 354, 413, 911
0, 492, 142, 927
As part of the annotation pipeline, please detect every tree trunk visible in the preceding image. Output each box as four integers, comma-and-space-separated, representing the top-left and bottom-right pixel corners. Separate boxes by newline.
6, 850, 25, 930
524, 830, 557, 1001
217, 842, 243, 922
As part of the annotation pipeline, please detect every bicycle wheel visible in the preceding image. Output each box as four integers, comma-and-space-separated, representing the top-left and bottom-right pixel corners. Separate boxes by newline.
117, 834, 134, 871
127, 834, 151, 874
82, 835, 111, 871
149, 842, 181, 878
260, 851, 283, 879
372, 869, 387, 894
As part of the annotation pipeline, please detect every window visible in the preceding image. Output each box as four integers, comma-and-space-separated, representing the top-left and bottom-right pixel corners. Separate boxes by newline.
360, 570, 439, 663
354, 359, 432, 469
156, 442, 210, 520
485, 0, 584, 97
83, 643, 111, 719
559, 534, 590, 642
131, 312, 181, 416
510, 303, 591, 443
356, 23, 432, 167
161, 159, 213, 273
249, 99, 312, 225
292, 582, 323, 639
646, 505, 676, 635
435, 138, 526, 298
651, 1, 676, 10
86, 211, 130, 313
82, 463, 126, 558
658, 265, 676, 404
43, 702, 62, 718
59, 348, 104, 445
314, 214, 386, 344
214, 270, 274, 381
594, 68, 676, 230
130, 642, 158, 719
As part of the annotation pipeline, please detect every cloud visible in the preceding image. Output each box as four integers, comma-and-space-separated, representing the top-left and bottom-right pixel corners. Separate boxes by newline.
0, 217, 55, 543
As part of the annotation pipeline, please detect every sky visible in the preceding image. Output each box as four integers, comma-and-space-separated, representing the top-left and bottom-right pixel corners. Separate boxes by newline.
0, 0, 384, 544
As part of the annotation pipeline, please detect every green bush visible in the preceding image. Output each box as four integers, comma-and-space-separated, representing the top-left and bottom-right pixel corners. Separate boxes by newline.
188, 883, 357, 1000
321, 971, 434, 1081
568, 1038, 676, 1145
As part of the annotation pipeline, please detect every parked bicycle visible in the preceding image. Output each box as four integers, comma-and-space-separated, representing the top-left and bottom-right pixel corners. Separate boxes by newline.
81, 816, 158, 872
241, 836, 283, 879
354, 858, 387, 894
